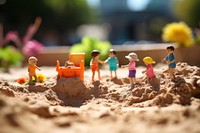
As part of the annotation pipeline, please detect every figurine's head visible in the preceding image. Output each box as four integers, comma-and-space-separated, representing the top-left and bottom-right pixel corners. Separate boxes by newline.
109, 49, 116, 58
166, 45, 175, 54
91, 50, 100, 59
143, 57, 155, 65
28, 56, 38, 65
125, 52, 139, 62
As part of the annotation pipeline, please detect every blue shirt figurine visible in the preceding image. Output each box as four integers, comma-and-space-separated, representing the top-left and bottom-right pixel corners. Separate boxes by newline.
105, 49, 119, 78
163, 45, 176, 79
165, 53, 176, 68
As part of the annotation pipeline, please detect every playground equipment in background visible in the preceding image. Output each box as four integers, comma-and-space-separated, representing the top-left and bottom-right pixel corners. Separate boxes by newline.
56, 53, 85, 81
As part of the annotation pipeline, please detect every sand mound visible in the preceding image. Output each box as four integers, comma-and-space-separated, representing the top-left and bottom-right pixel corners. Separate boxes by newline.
0, 62, 200, 133
52, 77, 87, 97
1, 62, 200, 108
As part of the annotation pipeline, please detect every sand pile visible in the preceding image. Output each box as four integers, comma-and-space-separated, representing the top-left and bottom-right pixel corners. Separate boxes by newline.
1, 62, 200, 107
0, 62, 200, 133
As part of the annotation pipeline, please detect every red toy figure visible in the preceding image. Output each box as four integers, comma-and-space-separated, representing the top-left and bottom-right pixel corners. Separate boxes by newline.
90, 50, 104, 81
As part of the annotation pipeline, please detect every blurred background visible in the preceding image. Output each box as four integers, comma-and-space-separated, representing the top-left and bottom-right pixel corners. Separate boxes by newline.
1, 0, 200, 46
0, 0, 200, 70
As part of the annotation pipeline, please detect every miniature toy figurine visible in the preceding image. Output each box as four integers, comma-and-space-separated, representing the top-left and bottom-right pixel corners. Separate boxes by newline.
162, 45, 176, 79
28, 56, 41, 84
121, 52, 139, 88
90, 50, 104, 81
104, 49, 119, 78
142, 57, 160, 91
65, 60, 75, 68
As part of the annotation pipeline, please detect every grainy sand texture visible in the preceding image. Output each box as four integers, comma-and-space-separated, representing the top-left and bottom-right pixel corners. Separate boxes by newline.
0, 62, 200, 133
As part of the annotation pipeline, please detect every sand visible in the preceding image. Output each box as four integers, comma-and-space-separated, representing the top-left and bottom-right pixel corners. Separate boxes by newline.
0, 62, 200, 133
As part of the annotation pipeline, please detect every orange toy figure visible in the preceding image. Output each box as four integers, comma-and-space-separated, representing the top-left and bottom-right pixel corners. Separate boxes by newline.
90, 50, 104, 81
28, 56, 41, 84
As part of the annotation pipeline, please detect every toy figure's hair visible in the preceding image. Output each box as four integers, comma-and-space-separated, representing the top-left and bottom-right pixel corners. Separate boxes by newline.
167, 45, 175, 51
28, 56, 38, 61
91, 50, 100, 57
109, 49, 116, 55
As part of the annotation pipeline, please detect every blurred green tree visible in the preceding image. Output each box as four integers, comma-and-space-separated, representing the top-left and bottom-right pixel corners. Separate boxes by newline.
172, 0, 200, 28
70, 37, 111, 66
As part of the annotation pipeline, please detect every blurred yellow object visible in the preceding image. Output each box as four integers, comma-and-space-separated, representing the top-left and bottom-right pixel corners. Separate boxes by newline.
162, 22, 194, 47
143, 57, 156, 64
37, 74, 46, 83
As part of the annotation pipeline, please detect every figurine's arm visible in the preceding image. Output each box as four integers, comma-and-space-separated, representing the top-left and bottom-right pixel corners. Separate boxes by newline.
37, 66, 41, 71
121, 63, 129, 68
98, 59, 105, 64
142, 69, 147, 74
162, 57, 166, 62
104, 59, 108, 64
168, 59, 175, 64
90, 60, 93, 69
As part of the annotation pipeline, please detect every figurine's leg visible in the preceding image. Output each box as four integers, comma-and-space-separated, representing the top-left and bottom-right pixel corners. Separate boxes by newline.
92, 71, 95, 81
133, 78, 136, 84
114, 70, 117, 78
129, 78, 133, 84
146, 77, 150, 84
34, 75, 37, 82
169, 68, 175, 79
29, 76, 32, 83
97, 70, 101, 80
129, 78, 136, 88
110, 71, 113, 78
142, 76, 147, 83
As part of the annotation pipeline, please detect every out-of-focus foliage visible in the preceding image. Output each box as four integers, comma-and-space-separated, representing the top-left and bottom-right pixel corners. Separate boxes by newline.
0, 0, 94, 34
0, 46, 24, 72
172, 0, 200, 28
162, 22, 194, 47
194, 23, 200, 45
70, 37, 111, 66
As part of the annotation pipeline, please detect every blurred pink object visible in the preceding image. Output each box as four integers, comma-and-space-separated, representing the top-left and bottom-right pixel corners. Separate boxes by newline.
1, 17, 44, 57
5, 31, 18, 41
22, 40, 43, 56
23, 17, 42, 45
3, 31, 22, 48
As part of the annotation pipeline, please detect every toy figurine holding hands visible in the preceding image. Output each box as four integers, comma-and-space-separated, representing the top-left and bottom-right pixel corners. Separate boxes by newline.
162, 45, 176, 79
28, 56, 41, 84
121, 52, 139, 88
90, 50, 104, 81
104, 49, 119, 78
142, 57, 160, 91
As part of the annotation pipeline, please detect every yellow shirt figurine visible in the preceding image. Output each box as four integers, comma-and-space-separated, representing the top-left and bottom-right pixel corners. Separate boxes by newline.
28, 56, 41, 84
